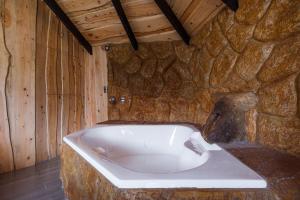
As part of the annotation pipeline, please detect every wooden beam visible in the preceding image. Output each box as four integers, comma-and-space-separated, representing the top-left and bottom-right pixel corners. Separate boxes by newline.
154, 0, 190, 45
222, 0, 239, 12
43, 0, 93, 54
111, 0, 138, 50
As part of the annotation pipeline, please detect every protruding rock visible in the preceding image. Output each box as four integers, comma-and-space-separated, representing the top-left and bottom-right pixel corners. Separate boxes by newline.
235, 0, 271, 25
226, 22, 255, 52
174, 42, 195, 64
254, 0, 300, 41
213, 92, 258, 111
125, 55, 141, 74
140, 58, 157, 78
210, 46, 238, 87
205, 20, 228, 57
258, 74, 298, 117
236, 40, 274, 81
257, 35, 300, 83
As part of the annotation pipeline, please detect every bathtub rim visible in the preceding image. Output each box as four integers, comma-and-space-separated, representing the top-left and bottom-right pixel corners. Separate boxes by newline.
63, 124, 267, 189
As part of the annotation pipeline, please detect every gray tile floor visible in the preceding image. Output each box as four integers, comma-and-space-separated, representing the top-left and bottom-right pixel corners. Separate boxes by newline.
0, 158, 65, 200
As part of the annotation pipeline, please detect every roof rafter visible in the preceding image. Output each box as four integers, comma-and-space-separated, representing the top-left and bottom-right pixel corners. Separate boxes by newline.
43, 0, 93, 54
111, 0, 138, 50
154, 0, 190, 45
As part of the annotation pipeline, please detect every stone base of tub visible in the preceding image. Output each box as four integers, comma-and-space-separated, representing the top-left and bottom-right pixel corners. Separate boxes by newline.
61, 143, 300, 200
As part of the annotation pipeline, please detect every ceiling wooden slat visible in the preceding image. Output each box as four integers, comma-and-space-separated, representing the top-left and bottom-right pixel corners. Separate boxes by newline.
55, 0, 225, 46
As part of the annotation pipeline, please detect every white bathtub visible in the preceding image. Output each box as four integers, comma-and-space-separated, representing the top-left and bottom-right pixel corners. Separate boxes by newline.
63, 124, 267, 188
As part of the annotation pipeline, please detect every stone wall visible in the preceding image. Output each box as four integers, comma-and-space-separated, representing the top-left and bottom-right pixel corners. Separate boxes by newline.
107, 0, 300, 155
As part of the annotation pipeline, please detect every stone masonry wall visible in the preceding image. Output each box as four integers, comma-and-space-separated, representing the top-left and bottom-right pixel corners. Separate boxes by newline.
107, 0, 300, 155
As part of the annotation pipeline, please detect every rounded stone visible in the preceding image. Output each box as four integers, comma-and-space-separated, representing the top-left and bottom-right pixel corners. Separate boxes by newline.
174, 41, 195, 64
163, 67, 182, 90
235, 0, 271, 25
107, 44, 133, 64
257, 35, 300, 83
140, 58, 157, 78
125, 55, 142, 74
226, 22, 255, 52
210, 46, 238, 87
150, 42, 174, 59
235, 40, 274, 81
254, 0, 300, 41
258, 74, 298, 117
217, 8, 234, 33
205, 19, 228, 57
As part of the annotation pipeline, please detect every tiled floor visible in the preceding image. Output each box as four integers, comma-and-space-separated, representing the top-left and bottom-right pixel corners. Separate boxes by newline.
0, 158, 65, 200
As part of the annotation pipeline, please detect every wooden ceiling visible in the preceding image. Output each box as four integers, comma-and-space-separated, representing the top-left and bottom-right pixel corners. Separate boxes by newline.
56, 0, 224, 46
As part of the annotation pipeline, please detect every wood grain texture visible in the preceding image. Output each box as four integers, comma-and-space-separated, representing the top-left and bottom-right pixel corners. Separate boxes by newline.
0, 0, 14, 173
94, 47, 108, 122
36, 0, 50, 163
5, 0, 37, 170
56, 0, 224, 45
1, 0, 109, 173
84, 46, 108, 126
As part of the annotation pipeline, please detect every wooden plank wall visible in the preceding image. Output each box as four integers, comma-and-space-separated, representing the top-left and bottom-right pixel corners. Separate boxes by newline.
0, 0, 108, 173
84, 46, 108, 127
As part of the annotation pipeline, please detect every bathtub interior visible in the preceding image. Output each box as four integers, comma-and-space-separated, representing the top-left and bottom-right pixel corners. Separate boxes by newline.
78, 125, 210, 173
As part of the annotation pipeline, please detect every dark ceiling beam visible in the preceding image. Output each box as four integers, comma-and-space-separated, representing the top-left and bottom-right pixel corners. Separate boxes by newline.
111, 0, 138, 50
222, 0, 239, 12
154, 0, 190, 45
43, 0, 93, 54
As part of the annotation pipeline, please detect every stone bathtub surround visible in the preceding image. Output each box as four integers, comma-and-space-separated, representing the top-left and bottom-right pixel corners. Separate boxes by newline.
107, 0, 300, 156
61, 133, 300, 200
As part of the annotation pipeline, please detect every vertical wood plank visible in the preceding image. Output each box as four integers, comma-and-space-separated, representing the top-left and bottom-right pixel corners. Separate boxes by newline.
56, 22, 63, 155
84, 50, 96, 127
79, 46, 86, 128
36, 0, 50, 162
60, 25, 70, 139
75, 45, 83, 130
94, 46, 108, 123
0, 0, 14, 173
68, 35, 76, 133
45, 11, 59, 159
5, 0, 37, 169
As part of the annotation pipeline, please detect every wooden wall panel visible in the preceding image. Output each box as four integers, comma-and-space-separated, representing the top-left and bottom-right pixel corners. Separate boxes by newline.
84, 47, 108, 127
36, 0, 49, 162
5, 0, 37, 170
0, 1, 14, 173
94, 47, 108, 122
0, 0, 109, 173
